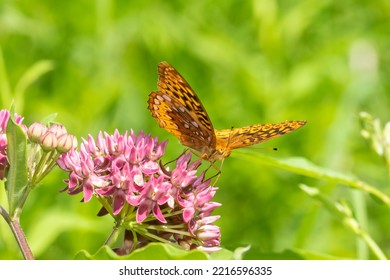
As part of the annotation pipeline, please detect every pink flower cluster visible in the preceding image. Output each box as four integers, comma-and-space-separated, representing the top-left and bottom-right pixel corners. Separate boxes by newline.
57, 130, 221, 252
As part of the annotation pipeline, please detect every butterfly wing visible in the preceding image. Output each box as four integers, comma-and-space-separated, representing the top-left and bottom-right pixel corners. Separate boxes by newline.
215, 120, 306, 150
148, 61, 216, 151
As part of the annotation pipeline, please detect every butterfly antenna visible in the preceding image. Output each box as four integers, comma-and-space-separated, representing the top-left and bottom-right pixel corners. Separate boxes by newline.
255, 147, 278, 151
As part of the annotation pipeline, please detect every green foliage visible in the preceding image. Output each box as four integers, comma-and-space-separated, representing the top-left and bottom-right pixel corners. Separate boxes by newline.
74, 244, 245, 260
5, 108, 28, 218
75, 244, 210, 260
1, 0, 389, 259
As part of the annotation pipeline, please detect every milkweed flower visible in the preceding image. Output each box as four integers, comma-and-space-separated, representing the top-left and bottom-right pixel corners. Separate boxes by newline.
57, 129, 221, 253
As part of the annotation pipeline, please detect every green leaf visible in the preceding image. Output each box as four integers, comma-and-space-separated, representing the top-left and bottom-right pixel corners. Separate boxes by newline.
74, 243, 211, 260
234, 150, 390, 208
14, 60, 54, 98
12, 60, 55, 113
5, 111, 28, 217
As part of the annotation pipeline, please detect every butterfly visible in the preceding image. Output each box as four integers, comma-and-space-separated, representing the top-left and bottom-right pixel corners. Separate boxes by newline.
148, 61, 306, 162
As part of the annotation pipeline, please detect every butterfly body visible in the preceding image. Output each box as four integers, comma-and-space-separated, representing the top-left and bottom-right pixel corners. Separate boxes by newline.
148, 61, 306, 162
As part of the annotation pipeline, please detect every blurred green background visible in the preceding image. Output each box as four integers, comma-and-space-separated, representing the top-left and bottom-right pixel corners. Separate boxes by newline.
1, 0, 390, 259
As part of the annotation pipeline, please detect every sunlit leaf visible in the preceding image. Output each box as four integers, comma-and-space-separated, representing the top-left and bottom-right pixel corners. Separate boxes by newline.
5, 110, 28, 217
74, 243, 211, 260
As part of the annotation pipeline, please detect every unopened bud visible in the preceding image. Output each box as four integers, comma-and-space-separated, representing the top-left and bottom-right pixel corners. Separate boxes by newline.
57, 134, 77, 153
48, 124, 67, 137
27, 122, 48, 143
40, 131, 58, 151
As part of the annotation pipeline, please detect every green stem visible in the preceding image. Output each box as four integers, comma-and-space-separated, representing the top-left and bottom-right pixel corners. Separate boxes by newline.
236, 152, 390, 208
301, 184, 387, 260
132, 225, 182, 248
95, 194, 115, 219
36, 157, 58, 184
31, 150, 59, 186
13, 186, 31, 219
31, 150, 50, 185
104, 226, 120, 246
146, 225, 191, 237
0, 205, 34, 260
358, 226, 387, 260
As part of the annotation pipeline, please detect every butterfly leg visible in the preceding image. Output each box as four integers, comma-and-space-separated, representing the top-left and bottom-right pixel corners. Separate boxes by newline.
163, 148, 190, 166
159, 149, 192, 176
204, 159, 224, 186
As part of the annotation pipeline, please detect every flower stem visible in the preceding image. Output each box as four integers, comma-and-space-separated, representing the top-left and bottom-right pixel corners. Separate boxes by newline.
301, 184, 388, 260
0, 205, 34, 260
13, 186, 31, 219
37, 156, 59, 183
95, 194, 115, 219
31, 150, 51, 185
359, 226, 387, 260
104, 226, 120, 246
31, 150, 58, 185
133, 225, 182, 248
146, 225, 191, 236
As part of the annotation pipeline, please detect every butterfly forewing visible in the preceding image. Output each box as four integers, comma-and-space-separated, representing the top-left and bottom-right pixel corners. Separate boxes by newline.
215, 120, 306, 150
148, 62, 216, 151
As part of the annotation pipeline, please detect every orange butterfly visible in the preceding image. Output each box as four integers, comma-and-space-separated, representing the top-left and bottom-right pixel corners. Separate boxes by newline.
148, 61, 306, 162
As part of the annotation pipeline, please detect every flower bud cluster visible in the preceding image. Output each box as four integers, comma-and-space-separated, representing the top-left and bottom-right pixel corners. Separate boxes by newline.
0, 109, 77, 184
